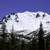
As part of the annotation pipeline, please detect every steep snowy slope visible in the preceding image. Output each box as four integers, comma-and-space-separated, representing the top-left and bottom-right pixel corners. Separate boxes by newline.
2, 11, 50, 36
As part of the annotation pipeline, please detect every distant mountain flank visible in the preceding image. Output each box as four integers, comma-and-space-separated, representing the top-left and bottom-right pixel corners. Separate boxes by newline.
0, 11, 50, 42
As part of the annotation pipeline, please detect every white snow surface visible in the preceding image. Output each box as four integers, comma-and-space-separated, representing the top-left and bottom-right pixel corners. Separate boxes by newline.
2, 11, 50, 35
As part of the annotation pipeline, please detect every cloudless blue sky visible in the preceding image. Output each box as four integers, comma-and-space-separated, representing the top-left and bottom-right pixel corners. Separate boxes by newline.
0, 0, 50, 19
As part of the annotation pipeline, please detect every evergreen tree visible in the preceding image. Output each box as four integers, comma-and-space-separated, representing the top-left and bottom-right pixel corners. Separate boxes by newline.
10, 25, 17, 50
21, 40, 25, 50
31, 38, 36, 50
38, 22, 44, 50
46, 34, 50, 50
0, 22, 9, 50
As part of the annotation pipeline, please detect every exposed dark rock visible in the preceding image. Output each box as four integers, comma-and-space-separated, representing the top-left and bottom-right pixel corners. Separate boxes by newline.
11, 13, 15, 15
36, 13, 40, 18
43, 14, 45, 18
8, 15, 10, 18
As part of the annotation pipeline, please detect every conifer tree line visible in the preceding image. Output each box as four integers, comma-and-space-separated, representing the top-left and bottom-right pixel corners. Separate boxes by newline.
0, 22, 50, 50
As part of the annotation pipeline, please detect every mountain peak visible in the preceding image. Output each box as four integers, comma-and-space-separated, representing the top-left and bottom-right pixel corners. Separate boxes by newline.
0, 11, 50, 35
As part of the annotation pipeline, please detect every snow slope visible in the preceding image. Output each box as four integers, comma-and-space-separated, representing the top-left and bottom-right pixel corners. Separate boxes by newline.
2, 11, 50, 35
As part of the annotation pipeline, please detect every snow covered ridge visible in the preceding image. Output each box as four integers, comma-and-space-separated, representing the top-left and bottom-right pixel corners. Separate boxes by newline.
0, 11, 50, 35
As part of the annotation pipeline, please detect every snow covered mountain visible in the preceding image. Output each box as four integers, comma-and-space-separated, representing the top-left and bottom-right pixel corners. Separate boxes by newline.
2, 11, 50, 33
0, 11, 50, 42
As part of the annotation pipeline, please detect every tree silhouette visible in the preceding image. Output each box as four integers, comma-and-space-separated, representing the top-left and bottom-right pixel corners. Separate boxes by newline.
9, 25, 17, 50
21, 40, 24, 50
0, 22, 8, 50
46, 34, 50, 50
38, 22, 44, 50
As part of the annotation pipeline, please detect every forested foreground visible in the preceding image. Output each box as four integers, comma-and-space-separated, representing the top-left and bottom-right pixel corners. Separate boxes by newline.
0, 23, 50, 50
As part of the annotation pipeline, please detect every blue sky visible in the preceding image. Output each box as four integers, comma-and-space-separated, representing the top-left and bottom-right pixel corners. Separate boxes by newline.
0, 0, 50, 19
